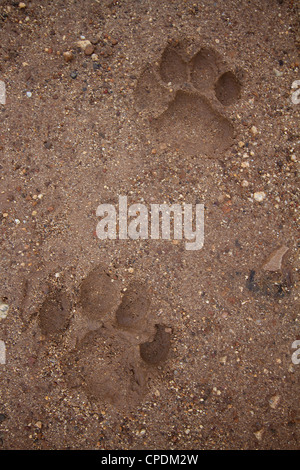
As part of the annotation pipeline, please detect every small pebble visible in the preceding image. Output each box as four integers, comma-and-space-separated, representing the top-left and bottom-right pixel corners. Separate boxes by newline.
253, 191, 266, 202
0, 302, 9, 320
70, 71, 78, 79
63, 51, 74, 62
254, 429, 264, 441
269, 395, 280, 409
262, 246, 288, 272
44, 141, 52, 150
84, 44, 94, 56
77, 39, 92, 51
220, 356, 227, 364
91, 35, 101, 45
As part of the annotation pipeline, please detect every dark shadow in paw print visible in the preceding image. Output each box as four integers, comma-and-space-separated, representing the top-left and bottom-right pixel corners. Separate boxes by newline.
215, 71, 241, 106
140, 324, 171, 366
134, 41, 242, 158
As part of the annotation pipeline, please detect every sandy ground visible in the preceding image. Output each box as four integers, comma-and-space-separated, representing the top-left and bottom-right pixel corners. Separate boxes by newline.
0, 0, 299, 450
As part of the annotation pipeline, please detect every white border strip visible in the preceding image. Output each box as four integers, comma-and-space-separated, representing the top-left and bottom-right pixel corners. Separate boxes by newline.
0, 81, 6, 105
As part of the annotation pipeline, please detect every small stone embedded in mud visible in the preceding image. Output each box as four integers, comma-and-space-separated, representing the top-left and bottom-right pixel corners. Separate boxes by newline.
262, 246, 289, 272
76, 39, 92, 51
70, 71, 78, 79
269, 395, 280, 409
63, 51, 74, 62
90, 35, 101, 45
250, 125, 258, 135
0, 303, 9, 320
253, 191, 266, 202
254, 429, 264, 441
43, 141, 52, 150
140, 324, 171, 365
274, 68, 283, 77
84, 44, 94, 56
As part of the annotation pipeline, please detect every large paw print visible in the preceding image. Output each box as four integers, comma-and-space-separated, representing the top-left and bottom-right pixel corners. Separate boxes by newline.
38, 266, 172, 409
134, 42, 242, 158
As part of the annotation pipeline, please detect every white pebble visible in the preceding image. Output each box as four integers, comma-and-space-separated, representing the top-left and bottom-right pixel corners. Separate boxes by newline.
0, 303, 9, 320
253, 191, 266, 202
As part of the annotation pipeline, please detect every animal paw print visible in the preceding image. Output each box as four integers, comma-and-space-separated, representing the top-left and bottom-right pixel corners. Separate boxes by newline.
134, 42, 242, 158
38, 266, 172, 409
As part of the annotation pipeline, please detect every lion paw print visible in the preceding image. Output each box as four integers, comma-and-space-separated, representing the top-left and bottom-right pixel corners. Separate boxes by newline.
134, 42, 242, 158
38, 266, 172, 409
